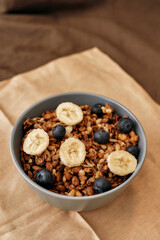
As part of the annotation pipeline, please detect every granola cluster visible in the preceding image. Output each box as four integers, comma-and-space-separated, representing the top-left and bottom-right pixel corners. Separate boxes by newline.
20, 103, 139, 196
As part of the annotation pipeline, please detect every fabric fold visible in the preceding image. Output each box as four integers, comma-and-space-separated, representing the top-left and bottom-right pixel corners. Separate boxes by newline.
0, 48, 160, 239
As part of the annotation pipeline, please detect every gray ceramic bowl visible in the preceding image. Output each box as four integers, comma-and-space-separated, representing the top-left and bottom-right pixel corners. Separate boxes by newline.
10, 92, 146, 211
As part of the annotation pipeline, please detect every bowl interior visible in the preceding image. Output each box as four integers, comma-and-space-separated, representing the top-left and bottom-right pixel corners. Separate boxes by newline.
11, 92, 146, 199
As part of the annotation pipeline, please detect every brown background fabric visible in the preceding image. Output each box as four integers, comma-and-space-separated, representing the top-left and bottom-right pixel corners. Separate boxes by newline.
0, 0, 96, 13
0, 48, 160, 240
0, 0, 160, 103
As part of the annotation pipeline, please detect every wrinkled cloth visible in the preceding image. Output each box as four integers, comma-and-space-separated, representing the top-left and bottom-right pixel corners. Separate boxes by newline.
0, 0, 160, 103
0, 48, 160, 240
0, 0, 95, 13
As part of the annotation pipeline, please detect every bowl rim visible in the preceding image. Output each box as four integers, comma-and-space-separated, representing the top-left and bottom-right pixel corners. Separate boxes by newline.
10, 92, 147, 200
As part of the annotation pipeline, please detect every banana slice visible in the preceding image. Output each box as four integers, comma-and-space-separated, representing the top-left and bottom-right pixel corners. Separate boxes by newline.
56, 102, 83, 125
23, 129, 49, 155
59, 137, 86, 167
107, 150, 137, 176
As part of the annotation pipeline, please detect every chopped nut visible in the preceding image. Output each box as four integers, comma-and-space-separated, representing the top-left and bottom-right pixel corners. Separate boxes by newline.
68, 184, 75, 191
108, 172, 113, 178
72, 176, 79, 186
65, 126, 73, 137
79, 175, 87, 185
110, 138, 118, 143
84, 167, 93, 174
24, 163, 31, 171
46, 122, 53, 129
118, 133, 127, 141
56, 171, 61, 182
62, 175, 67, 183
52, 160, 59, 168
68, 189, 76, 196
79, 170, 85, 176
87, 126, 92, 133
87, 176, 95, 186
65, 172, 72, 180
115, 143, 120, 151
101, 165, 109, 174
48, 131, 53, 137
57, 185, 65, 192
43, 113, 54, 120
72, 166, 82, 174
32, 166, 42, 171
129, 131, 135, 137
35, 156, 44, 166
28, 170, 32, 178
131, 135, 139, 142
95, 171, 103, 178
98, 152, 104, 158
48, 145, 55, 151
28, 158, 33, 164
104, 153, 109, 159
99, 158, 105, 164
46, 162, 53, 171
64, 182, 69, 189
85, 159, 95, 167
101, 145, 107, 150
76, 191, 82, 197
86, 186, 94, 196
129, 131, 139, 142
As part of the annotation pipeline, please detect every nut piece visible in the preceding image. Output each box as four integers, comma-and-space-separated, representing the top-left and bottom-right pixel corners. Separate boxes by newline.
72, 176, 79, 186
79, 169, 85, 176
118, 133, 127, 141
72, 166, 82, 174
64, 172, 72, 181
76, 191, 82, 197
65, 126, 73, 137
56, 171, 61, 182
57, 185, 65, 192
69, 184, 75, 191
46, 162, 53, 171
95, 171, 103, 179
79, 175, 87, 185
86, 186, 94, 196
64, 182, 69, 189
32, 166, 42, 171
68, 189, 76, 196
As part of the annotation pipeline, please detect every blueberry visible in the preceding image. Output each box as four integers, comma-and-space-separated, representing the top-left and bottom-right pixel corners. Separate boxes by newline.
91, 103, 104, 117
52, 124, 66, 140
127, 145, 139, 158
117, 118, 133, 134
36, 169, 54, 189
94, 129, 110, 144
94, 177, 112, 193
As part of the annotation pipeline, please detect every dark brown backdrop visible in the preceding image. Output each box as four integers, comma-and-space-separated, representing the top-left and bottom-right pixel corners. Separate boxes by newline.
0, 0, 160, 103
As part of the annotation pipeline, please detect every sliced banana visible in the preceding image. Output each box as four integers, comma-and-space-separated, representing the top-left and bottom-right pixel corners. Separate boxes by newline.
23, 128, 49, 155
56, 102, 83, 125
59, 137, 86, 167
107, 150, 137, 176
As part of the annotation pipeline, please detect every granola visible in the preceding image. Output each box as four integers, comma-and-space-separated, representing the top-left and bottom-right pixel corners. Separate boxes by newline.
20, 102, 139, 196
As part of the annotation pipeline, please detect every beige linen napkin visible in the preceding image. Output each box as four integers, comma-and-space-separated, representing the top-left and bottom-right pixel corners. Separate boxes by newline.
0, 48, 160, 240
